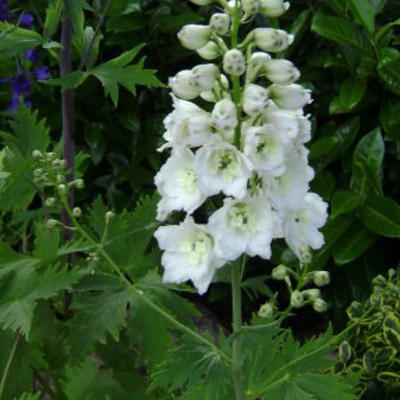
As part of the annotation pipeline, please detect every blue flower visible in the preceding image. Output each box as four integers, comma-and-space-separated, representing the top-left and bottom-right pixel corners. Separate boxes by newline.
35, 66, 49, 81
0, 0, 9, 22
20, 12, 34, 29
11, 73, 31, 96
25, 49, 40, 63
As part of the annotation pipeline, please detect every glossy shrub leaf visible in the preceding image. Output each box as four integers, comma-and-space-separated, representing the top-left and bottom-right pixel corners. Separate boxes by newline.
332, 221, 377, 265
311, 13, 374, 57
351, 128, 384, 195
310, 136, 339, 159
347, 0, 375, 35
377, 48, 400, 96
339, 79, 367, 110
331, 191, 360, 219
360, 196, 400, 237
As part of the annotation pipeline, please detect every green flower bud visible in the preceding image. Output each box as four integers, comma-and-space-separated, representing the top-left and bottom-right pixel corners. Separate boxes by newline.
258, 303, 274, 318
177, 25, 212, 50
242, 0, 260, 15
338, 341, 352, 364
58, 184, 67, 195
33, 168, 43, 177
313, 298, 328, 313
302, 288, 321, 301
290, 290, 304, 308
210, 13, 230, 36
46, 219, 59, 229
57, 174, 65, 184
32, 150, 42, 159
73, 207, 82, 218
45, 197, 56, 207
300, 244, 312, 265
46, 152, 55, 161
74, 179, 85, 189
272, 264, 288, 280
105, 211, 115, 224
223, 49, 246, 76
197, 41, 221, 61
313, 271, 330, 287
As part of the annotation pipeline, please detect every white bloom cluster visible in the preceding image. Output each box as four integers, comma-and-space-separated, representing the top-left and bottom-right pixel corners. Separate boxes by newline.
154, 0, 328, 294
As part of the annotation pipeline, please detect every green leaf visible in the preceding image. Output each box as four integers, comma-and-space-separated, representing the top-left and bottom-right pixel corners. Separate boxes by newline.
311, 13, 374, 57
44, 71, 89, 91
331, 191, 360, 219
74, 26, 102, 69
347, 0, 375, 35
375, 19, 400, 48
110, 0, 141, 16
377, 48, 400, 96
309, 136, 339, 159
339, 79, 367, 110
91, 46, 163, 107
0, 23, 44, 59
64, 0, 92, 37
360, 195, 400, 237
329, 96, 350, 115
369, 0, 387, 14
332, 221, 377, 265
350, 128, 384, 195
44, 0, 63, 39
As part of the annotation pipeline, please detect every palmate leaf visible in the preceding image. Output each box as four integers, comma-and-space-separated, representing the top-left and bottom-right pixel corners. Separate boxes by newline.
0, 243, 81, 338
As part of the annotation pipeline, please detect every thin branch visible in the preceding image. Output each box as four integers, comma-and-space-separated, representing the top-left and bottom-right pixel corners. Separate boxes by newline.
0, 332, 21, 400
78, 0, 114, 71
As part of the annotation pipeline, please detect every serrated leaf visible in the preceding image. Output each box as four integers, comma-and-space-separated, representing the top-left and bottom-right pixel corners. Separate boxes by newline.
0, 22, 44, 59
332, 221, 377, 265
311, 13, 374, 57
360, 195, 400, 237
64, 0, 92, 37
44, 0, 63, 38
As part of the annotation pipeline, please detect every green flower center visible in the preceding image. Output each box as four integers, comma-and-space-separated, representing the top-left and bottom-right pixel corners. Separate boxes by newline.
209, 149, 239, 180
256, 133, 275, 157
227, 203, 256, 232
181, 168, 196, 193
182, 231, 211, 266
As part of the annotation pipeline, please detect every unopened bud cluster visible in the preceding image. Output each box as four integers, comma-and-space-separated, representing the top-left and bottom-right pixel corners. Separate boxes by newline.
154, 1, 328, 295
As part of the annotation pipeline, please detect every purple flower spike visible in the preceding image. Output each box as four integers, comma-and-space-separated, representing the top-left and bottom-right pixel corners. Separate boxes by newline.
20, 12, 34, 29
25, 49, 40, 63
0, 0, 9, 22
7, 95, 32, 111
11, 73, 31, 96
35, 66, 49, 81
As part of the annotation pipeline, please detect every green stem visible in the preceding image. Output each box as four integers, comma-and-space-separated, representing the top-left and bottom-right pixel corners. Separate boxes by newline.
0, 332, 21, 400
231, 258, 246, 400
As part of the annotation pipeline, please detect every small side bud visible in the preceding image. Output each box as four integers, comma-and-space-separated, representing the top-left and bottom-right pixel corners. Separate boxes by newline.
264, 59, 300, 84
242, 0, 260, 15
57, 174, 65, 184
73, 207, 82, 218
169, 70, 200, 100
46, 219, 59, 229
268, 84, 312, 111
313, 271, 330, 287
32, 150, 42, 159
290, 290, 304, 308
33, 168, 43, 177
177, 24, 212, 50
45, 197, 56, 207
74, 179, 85, 189
243, 84, 269, 116
258, 303, 274, 318
58, 184, 67, 195
252, 28, 294, 53
105, 211, 115, 224
272, 264, 288, 280
210, 13, 230, 36
299, 244, 313, 265
338, 341, 352, 364
190, 64, 220, 91
302, 288, 321, 301
313, 298, 328, 313
223, 49, 246, 76
210, 99, 238, 133
259, 0, 290, 17
197, 41, 221, 60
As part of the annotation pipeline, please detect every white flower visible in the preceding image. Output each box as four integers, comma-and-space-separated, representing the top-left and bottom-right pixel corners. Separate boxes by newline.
242, 0, 260, 15
190, 64, 220, 91
264, 145, 314, 209
155, 147, 206, 220
223, 49, 246, 76
259, 0, 290, 17
195, 141, 252, 199
268, 84, 312, 110
154, 217, 225, 294
210, 13, 230, 36
208, 197, 274, 260
247, 51, 271, 82
252, 28, 294, 52
283, 193, 328, 258
162, 96, 212, 149
243, 124, 289, 176
169, 70, 200, 100
197, 41, 221, 60
200, 74, 230, 102
210, 99, 238, 137
178, 25, 212, 50
264, 59, 300, 84
243, 84, 269, 116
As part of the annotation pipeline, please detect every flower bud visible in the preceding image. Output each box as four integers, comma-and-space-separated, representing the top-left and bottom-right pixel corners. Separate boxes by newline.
313, 271, 330, 287
313, 298, 328, 313
210, 13, 230, 36
223, 49, 246, 76
32, 149, 42, 159
242, 0, 260, 15
74, 179, 85, 189
58, 184, 67, 195
268, 84, 312, 110
302, 288, 321, 301
290, 290, 304, 308
190, 64, 220, 91
46, 219, 59, 229
247, 51, 271, 81
46, 152, 55, 161
299, 244, 312, 265
338, 341, 352, 364
272, 264, 288, 280
251, 28, 294, 53
57, 174, 65, 183
188, 0, 213, 4
45, 197, 56, 207
169, 70, 200, 100
211, 99, 238, 133
243, 84, 269, 116
177, 25, 212, 50
33, 168, 43, 177
264, 59, 300, 84
258, 303, 274, 318
200, 74, 230, 102
197, 41, 221, 60
259, 0, 290, 17
105, 211, 115, 224
73, 207, 82, 218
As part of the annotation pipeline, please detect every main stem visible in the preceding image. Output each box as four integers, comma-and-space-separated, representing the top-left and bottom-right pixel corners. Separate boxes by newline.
231, 260, 246, 400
